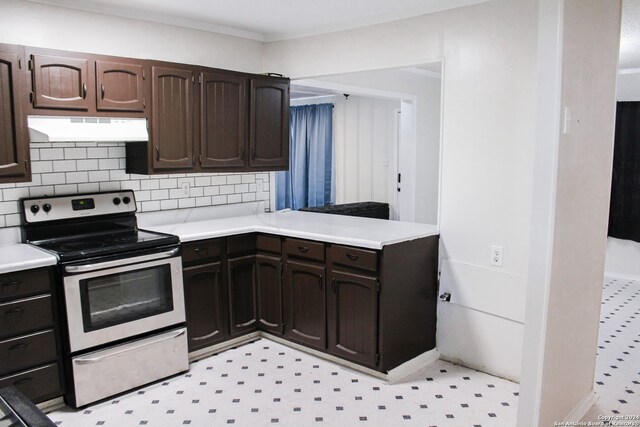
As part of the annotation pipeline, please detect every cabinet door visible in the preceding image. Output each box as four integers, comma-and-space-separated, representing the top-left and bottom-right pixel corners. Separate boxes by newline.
183, 262, 228, 352
249, 78, 289, 169
30, 54, 90, 110
0, 51, 29, 181
96, 61, 145, 112
227, 255, 257, 335
256, 254, 283, 335
328, 270, 378, 367
201, 72, 246, 169
283, 260, 326, 350
151, 66, 194, 169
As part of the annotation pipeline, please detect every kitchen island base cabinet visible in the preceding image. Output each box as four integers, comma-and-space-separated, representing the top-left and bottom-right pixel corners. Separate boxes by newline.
283, 260, 326, 351
183, 262, 228, 352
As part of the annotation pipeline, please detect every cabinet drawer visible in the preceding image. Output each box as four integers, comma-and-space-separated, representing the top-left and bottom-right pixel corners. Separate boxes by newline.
182, 239, 223, 264
0, 295, 53, 340
257, 234, 281, 254
0, 363, 61, 404
227, 234, 256, 256
284, 238, 325, 262
0, 268, 51, 302
0, 330, 57, 376
330, 245, 378, 273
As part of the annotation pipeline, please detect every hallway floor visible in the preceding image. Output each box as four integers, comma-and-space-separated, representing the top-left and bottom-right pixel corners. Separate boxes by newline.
582, 276, 640, 421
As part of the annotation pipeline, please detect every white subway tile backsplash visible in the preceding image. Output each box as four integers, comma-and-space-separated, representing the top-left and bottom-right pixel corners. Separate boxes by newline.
0, 142, 271, 228
55, 184, 78, 195
160, 199, 178, 210
53, 160, 77, 172
227, 194, 242, 204
195, 177, 210, 187
141, 201, 160, 211
31, 161, 53, 174
151, 189, 169, 200
98, 159, 120, 170
87, 148, 108, 158
2, 188, 30, 201
5, 214, 20, 227
64, 148, 87, 159
76, 159, 99, 171
140, 180, 160, 191
41, 173, 66, 186
178, 198, 196, 209
66, 172, 89, 184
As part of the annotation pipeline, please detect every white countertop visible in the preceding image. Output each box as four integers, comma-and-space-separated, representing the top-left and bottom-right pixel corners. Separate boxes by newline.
145, 210, 438, 250
0, 244, 57, 274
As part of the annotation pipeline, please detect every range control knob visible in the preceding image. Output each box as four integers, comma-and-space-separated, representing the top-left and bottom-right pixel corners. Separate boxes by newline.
30, 205, 39, 214
113, 197, 121, 206
122, 196, 131, 205
42, 204, 51, 213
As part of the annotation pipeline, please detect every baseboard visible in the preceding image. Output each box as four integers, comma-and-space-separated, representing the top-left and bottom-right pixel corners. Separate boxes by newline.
37, 397, 65, 413
604, 271, 640, 282
564, 390, 598, 422
438, 354, 520, 383
387, 348, 439, 384
188, 332, 261, 363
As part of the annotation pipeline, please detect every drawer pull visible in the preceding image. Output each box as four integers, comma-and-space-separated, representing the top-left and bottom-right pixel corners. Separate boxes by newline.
346, 253, 359, 261
5, 307, 25, 317
331, 277, 336, 293
193, 248, 208, 256
13, 377, 33, 386
1, 279, 22, 288
298, 246, 309, 253
9, 342, 28, 351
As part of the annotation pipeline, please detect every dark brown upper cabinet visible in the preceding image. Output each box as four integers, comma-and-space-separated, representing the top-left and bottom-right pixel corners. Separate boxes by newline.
151, 65, 195, 170
249, 77, 290, 169
0, 46, 30, 183
29, 53, 90, 111
96, 61, 146, 112
200, 72, 246, 169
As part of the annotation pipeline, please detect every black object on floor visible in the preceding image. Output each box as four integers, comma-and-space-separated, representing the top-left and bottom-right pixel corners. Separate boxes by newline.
0, 386, 56, 427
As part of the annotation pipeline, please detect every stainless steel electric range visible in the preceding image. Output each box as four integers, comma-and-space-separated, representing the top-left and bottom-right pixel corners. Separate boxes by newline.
20, 190, 188, 408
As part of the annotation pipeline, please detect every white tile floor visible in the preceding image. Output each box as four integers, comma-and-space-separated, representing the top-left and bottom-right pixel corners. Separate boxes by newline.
48, 275, 640, 426
48, 339, 519, 426
582, 276, 640, 422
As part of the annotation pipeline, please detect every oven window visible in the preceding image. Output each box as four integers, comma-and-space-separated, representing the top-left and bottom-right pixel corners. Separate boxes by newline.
79, 265, 174, 332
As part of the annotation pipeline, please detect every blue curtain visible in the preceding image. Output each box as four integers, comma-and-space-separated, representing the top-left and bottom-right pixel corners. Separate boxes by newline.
276, 103, 334, 210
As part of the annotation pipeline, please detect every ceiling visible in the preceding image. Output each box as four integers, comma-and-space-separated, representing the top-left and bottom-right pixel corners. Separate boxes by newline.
26, 0, 491, 42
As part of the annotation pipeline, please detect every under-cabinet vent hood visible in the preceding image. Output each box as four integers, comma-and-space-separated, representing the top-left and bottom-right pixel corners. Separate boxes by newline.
28, 116, 148, 143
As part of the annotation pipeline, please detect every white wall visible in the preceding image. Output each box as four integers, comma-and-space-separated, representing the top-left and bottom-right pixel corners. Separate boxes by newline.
314, 69, 442, 224
520, 0, 621, 424
0, 0, 263, 72
617, 72, 640, 101
265, 0, 537, 382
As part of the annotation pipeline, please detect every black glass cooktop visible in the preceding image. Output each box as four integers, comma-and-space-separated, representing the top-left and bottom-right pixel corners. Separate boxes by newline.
31, 229, 179, 261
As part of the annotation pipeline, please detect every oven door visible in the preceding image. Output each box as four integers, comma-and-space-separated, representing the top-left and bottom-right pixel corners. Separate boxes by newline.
62, 248, 185, 353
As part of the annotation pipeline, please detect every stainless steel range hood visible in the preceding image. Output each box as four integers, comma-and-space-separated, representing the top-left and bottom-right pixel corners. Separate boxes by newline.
28, 116, 148, 143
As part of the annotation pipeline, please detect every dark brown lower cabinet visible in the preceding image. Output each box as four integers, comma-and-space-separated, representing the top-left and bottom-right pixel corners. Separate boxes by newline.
227, 255, 258, 336
327, 270, 378, 368
183, 261, 228, 352
256, 254, 283, 335
283, 259, 326, 351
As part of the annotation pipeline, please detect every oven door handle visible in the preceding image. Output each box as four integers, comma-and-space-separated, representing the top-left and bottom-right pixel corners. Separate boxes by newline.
64, 248, 180, 274
74, 329, 186, 365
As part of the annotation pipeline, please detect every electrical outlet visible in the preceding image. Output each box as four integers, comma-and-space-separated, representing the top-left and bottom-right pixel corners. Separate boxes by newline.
491, 245, 503, 267
180, 182, 190, 197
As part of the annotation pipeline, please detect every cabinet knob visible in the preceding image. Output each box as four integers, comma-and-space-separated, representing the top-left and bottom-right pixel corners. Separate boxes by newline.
298, 246, 309, 253
101, 83, 105, 99
155, 146, 160, 161
346, 253, 359, 261
82, 83, 87, 99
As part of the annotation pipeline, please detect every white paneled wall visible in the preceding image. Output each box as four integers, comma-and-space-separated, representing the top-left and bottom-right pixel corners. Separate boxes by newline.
333, 95, 400, 206
0, 142, 270, 228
